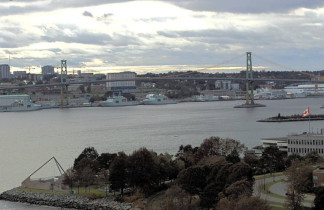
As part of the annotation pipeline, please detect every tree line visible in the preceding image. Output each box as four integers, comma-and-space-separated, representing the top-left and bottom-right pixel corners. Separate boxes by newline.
63, 136, 324, 209
63, 136, 271, 209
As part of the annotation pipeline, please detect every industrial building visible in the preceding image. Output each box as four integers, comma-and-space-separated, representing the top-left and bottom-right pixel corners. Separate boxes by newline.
106, 72, 136, 92
284, 84, 324, 95
255, 89, 290, 99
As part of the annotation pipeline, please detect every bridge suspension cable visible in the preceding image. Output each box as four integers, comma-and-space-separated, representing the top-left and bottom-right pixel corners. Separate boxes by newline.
160, 52, 246, 79
253, 53, 299, 72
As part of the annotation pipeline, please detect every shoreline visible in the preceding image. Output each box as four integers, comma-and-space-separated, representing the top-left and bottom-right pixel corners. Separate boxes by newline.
0, 188, 134, 210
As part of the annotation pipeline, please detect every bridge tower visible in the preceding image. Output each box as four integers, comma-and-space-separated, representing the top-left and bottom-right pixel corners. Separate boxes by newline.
60, 60, 68, 107
245, 52, 254, 105
234, 52, 265, 108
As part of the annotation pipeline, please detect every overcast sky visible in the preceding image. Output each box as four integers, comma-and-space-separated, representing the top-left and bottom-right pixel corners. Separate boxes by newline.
1, 0, 324, 73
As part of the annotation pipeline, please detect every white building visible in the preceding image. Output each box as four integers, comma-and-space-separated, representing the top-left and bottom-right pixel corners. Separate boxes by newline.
288, 131, 324, 156
261, 137, 288, 154
255, 88, 289, 99
284, 84, 324, 96
106, 72, 136, 92
0, 64, 10, 79
261, 130, 324, 157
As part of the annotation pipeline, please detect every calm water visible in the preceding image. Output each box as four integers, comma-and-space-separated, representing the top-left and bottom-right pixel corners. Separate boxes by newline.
1, 98, 324, 209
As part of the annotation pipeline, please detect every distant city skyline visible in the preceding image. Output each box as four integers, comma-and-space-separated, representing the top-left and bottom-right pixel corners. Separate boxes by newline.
1, 0, 324, 73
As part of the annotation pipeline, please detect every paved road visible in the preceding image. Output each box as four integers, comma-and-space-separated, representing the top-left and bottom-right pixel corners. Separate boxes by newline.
253, 175, 314, 208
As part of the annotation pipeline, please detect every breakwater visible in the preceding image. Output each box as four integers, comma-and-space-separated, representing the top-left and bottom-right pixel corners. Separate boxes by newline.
0, 188, 135, 210
258, 114, 324, 122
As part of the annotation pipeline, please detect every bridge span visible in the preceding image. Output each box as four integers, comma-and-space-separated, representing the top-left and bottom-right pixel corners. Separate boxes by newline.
0, 77, 320, 91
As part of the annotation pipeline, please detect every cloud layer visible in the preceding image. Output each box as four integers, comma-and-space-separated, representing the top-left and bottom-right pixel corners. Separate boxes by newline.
1, 0, 324, 73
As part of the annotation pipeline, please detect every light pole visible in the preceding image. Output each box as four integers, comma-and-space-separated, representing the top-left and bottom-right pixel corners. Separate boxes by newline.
263, 168, 267, 191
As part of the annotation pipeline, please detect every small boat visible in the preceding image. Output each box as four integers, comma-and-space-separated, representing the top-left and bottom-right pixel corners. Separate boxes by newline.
0, 95, 41, 112
100, 95, 139, 107
142, 94, 177, 105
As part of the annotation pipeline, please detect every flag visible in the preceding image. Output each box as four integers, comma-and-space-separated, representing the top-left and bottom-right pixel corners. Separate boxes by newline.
302, 107, 310, 117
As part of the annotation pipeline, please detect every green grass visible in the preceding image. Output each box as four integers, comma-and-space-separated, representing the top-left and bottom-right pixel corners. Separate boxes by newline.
254, 172, 284, 180
256, 177, 314, 206
19, 186, 109, 199
70, 186, 115, 198
19, 187, 67, 195
268, 201, 287, 210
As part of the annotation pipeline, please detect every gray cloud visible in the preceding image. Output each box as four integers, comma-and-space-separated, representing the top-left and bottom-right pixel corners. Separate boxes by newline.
41, 28, 112, 45
3, 0, 324, 19
83, 11, 93, 17
157, 31, 178, 38
1, 0, 134, 17
0, 25, 43, 48
162, 0, 324, 13
2, 0, 324, 70
5, 0, 324, 17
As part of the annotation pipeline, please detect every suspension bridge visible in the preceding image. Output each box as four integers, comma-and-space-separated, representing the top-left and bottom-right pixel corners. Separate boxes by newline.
1, 52, 323, 107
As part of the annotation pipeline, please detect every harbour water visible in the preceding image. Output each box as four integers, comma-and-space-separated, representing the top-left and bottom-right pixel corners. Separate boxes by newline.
1, 98, 324, 209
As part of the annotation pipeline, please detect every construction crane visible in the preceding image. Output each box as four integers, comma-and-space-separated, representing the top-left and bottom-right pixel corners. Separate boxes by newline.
23, 66, 36, 74
299, 71, 324, 93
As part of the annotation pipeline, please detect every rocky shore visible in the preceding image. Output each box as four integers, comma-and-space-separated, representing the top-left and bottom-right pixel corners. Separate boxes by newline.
0, 188, 136, 210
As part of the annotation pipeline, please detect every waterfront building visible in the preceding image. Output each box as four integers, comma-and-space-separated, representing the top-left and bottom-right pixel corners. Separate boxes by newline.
287, 131, 324, 156
261, 131, 324, 156
284, 84, 324, 95
203, 89, 240, 99
255, 88, 289, 99
106, 71, 136, 92
261, 137, 288, 154
41, 65, 55, 75
0, 64, 11, 79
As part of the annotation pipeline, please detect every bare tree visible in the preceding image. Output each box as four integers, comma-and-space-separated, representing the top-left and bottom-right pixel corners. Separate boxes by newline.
284, 160, 313, 210
196, 136, 245, 160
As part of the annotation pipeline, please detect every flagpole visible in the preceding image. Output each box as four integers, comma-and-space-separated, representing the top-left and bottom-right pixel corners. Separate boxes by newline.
309, 113, 311, 134
302, 107, 311, 134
